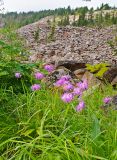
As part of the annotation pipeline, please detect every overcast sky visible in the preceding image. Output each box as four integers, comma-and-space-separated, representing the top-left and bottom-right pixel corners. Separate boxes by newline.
3, 0, 117, 13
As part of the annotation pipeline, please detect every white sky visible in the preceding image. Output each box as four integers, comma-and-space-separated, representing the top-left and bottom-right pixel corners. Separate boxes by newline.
3, 0, 117, 12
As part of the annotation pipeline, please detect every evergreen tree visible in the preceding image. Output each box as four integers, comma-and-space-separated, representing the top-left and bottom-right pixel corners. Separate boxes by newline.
98, 11, 103, 24
47, 17, 56, 42
111, 13, 117, 24
67, 6, 71, 14
88, 7, 94, 25
105, 13, 111, 24
34, 27, 40, 42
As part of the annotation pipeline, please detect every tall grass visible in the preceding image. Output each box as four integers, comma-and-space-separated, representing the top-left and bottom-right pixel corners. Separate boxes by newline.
0, 84, 117, 160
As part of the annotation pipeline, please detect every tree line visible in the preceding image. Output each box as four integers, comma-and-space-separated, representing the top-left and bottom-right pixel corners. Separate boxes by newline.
1, 3, 117, 28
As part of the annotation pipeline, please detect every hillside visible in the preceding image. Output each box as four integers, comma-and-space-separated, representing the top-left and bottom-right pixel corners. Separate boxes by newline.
18, 17, 117, 65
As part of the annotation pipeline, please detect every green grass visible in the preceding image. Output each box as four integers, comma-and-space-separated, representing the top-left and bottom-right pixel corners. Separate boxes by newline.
0, 84, 117, 160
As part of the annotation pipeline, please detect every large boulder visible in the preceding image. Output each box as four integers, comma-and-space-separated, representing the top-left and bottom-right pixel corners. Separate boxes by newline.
56, 61, 86, 71
112, 95, 117, 108
111, 76, 117, 86
82, 71, 101, 88
103, 67, 117, 86
74, 69, 86, 80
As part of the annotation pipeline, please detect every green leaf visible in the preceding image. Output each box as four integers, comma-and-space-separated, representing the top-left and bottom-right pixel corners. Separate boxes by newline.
91, 115, 101, 140
21, 129, 35, 136
0, 71, 9, 77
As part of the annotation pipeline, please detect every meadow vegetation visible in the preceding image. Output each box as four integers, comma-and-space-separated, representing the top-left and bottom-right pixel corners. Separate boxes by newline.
0, 13, 117, 160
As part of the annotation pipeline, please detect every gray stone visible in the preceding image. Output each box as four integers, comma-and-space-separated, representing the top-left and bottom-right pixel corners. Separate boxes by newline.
74, 69, 86, 80
17, 20, 117, 64
103, 67, 117, 84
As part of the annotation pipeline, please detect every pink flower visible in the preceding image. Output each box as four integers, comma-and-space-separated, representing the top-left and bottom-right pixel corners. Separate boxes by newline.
34, 72, 44, 80
61, 93, 73, 103
44, 64, 54, 72
76, 101, 85, 112
54, 79, 69, 87
60, 75, 71, 81
15, 72, 22, 78
63, 83, 73, 91
31, 84, 41, 91
76, 79, 88, 91
76, 81, 82, 88
103, 97, 112, 104
54, 75, 71, 87
73, 87, 82, 96
82, 79, 88, 90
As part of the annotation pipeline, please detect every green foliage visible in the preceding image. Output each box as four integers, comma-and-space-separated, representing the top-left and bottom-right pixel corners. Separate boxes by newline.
0, 28, 39, 93
47, 20, 56, 42
86, 63, 110, 78
100, 3, 111, 10
107, 37, 117, 55
34, 27, 40, 42
58, 15, 70, 26
107, 40, 115, 48
2, 6, 73, 28
0, 60, 39, 93
0, 83, 116, 159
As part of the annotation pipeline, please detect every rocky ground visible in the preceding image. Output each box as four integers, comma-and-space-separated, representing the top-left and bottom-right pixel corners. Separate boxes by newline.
18, 18, 117, 65
17, 19, 117, 89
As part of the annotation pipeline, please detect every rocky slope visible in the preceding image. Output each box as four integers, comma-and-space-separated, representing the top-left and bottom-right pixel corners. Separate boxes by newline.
18, 18, 117, 65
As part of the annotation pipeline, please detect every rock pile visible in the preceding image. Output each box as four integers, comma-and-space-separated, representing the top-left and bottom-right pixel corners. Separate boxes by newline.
17, 18, 117, 88
18, 21, 117, 64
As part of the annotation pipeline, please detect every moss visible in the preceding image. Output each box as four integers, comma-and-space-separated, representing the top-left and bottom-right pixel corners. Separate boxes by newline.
86, 63, 110, 78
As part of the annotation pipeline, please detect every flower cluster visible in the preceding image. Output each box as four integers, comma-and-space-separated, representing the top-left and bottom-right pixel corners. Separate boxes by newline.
31, 84, 41, 91
44, 64, 54, 73
76, 79, 88, 91
15, 65, 112, 113
34, 72, 44, 80
61, 93, 73, 103
55, 75, 88, 112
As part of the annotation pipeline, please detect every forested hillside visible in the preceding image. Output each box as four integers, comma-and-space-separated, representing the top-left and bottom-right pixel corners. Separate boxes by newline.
1, 3, 117, 28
